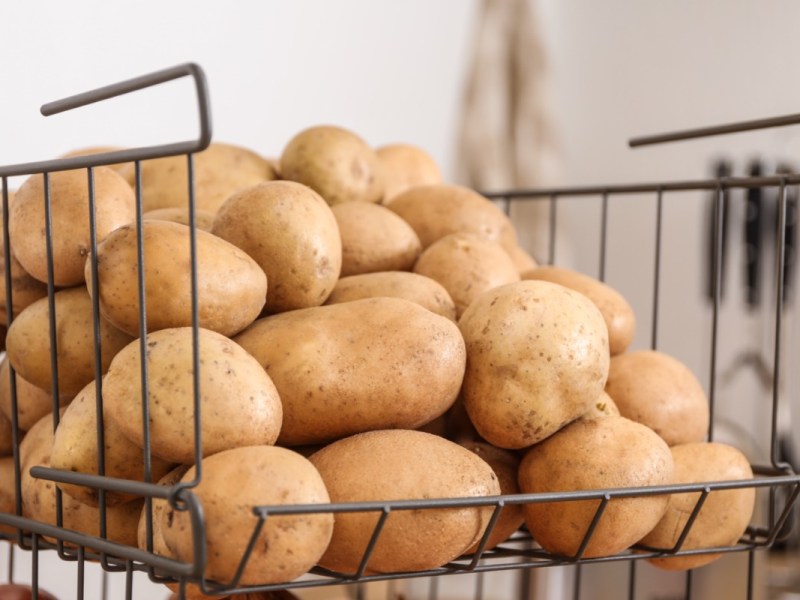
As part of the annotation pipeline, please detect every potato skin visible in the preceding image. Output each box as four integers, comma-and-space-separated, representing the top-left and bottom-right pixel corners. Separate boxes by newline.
0, 251, 48, 325
87, 220, 267, 337
234, 297, 466, 446
0, 457, 18, 536
326, 271, 457, 321
143, 207, 215, 231
211, 181, 341, 313
102, 327, 283, 464
459, 280, 609, 449
641, 442, 754, 570
332, 202, 421, 276
0, 357, 67, 432
523, 266, 635, 355
605, 350, 709, 446
375, 143, 442, 202
5, 287, 134, 398
9, 168, 135, 286
507, 245, 539, 274
310, 430, 500, 573
280, 125, 384, 205
162, 446, 333, 585
518, 416, 674, 558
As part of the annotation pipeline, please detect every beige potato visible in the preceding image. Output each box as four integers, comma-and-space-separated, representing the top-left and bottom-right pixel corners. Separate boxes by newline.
51, 380, 175, 506
523, 266, 636, 355
0, 357, 70, 432
0, 252, 48, 326
280, 125, 384, 205
9, 168, 135, 286
459, 280, 610, 449
582, 390, 620, 419
5, 287, 134, 397
162, 446, 333, 585
19, 412, 142, 547
332, 202, 421, 276
87, 220, 267, 337
413, 233, 520, 318
0, 456, 18, 536
136, 142, 276, 214
506, 245, 539, 274
103, 327, 282, 464
234, 297, 466, 446
461, 441, 524, 552
518, 416, 674, 558
326, 271, 457, 321
143, 207, 215, 231
605, 350, 709, 446
310, 430, 500, 573
375, 143, 442, 202
211, 181, 341, 313
641, 442, 755, 570
386, 184, 517, 252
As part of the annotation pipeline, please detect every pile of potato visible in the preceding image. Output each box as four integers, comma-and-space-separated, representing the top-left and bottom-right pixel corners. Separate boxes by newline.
0, 124, 757, 596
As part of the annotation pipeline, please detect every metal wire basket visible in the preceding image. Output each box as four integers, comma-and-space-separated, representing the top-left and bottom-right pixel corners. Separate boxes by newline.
0, 63, 798, 600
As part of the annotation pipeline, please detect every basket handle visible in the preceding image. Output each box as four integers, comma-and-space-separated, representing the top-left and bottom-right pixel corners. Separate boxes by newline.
0, 62, 212, 177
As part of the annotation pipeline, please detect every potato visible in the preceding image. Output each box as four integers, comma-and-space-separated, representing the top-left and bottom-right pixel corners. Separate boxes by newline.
137, 465, 190, 556
522, 266, 635, 355
375, 143, 442, 202
0, 456, 19, 535
413, 233, 520, 319
0, 251, 48, 326
459, 280, 609, 449
386, 184, 517, 252
325, 271, 456, 321
280, 125, 383, 205
460, 441, 524, 552
332, 202, 421, 276
9, 168, 135, 286
641, 442, 755, 570
211, 181, 341, 313
506, 245, 539, 274
310, 430, 500, 573
518, 416, 674, 558
19, 412, 141, 547
136, 142, 276, 214
234, 297, 466, 446
87, 220, 267, 337
50, 380, 175, 506
103, 327, 282, 464
582, 390, 620, 419
0, 409, 12, 457
605, 350, 709, 446
143, 207, 215, 231
0, 357, 68, 432
161, 446, 333, 585
5, 287, 134, 397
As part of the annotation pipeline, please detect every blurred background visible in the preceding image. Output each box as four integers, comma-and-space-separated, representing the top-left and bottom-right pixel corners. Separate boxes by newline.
1, 0, 800, 598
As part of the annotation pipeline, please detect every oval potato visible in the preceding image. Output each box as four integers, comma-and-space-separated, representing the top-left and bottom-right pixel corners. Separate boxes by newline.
375, 143, 442, 202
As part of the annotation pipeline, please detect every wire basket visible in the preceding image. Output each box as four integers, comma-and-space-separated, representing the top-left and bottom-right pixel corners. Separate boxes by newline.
0, 63, 798, 600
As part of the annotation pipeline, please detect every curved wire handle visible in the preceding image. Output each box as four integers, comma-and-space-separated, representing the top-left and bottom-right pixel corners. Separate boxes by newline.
0, 62, 212, 177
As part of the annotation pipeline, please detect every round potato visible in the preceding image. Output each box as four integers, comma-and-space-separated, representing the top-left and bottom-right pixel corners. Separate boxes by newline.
386, 184, 517, 252
310, 430, 500, 573
605, 350, 709, 446
280, 125, 384, 205
234, 297, 466, 446
0, 357, 69, 432
211, 181, 341, 313
641, 442, 755, 570
459, 280, 610, 449
143, 207, 215, 231
518, 416, 674, 558
51, 380, 175, 506
522, 266, 636, 355
332, 202, 421, 276
87, 220, 267, 337
506, 245, 539, 274
137, 142, 276, 214
162, 446, 333, 585
413, 233, 520, 319
5, 287, 134, 398
103, 327, 282, 464
9, 168, 135, 286
375, 143, 442, 202
325, 271, 456, 321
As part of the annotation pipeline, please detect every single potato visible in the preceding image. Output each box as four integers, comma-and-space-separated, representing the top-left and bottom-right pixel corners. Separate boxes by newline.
518, 416, 674, 558
375, 143, 442, 202
310, 430, 500, 573
459, 280, 609, 449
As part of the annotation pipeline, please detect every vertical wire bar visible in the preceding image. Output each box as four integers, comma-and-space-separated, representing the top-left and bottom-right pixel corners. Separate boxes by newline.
572, 564, 582, 600
31, 534, 39, 600
125, 561, 134, 600
76, 546, 85, 600
684, 570, 693, 600
474, 572, 484, 600
771, 180, 788, 469
746, 550, 754, 600
102, 571, 109, 600
187, 153, 203, 482
598, 192, 609, 282
628, 561, 637, 600
548, 195, 558, 265
707, 184, 725, 443
651, 190, 664, 350
429, 576, 439, 600
7, 543, 14, 583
